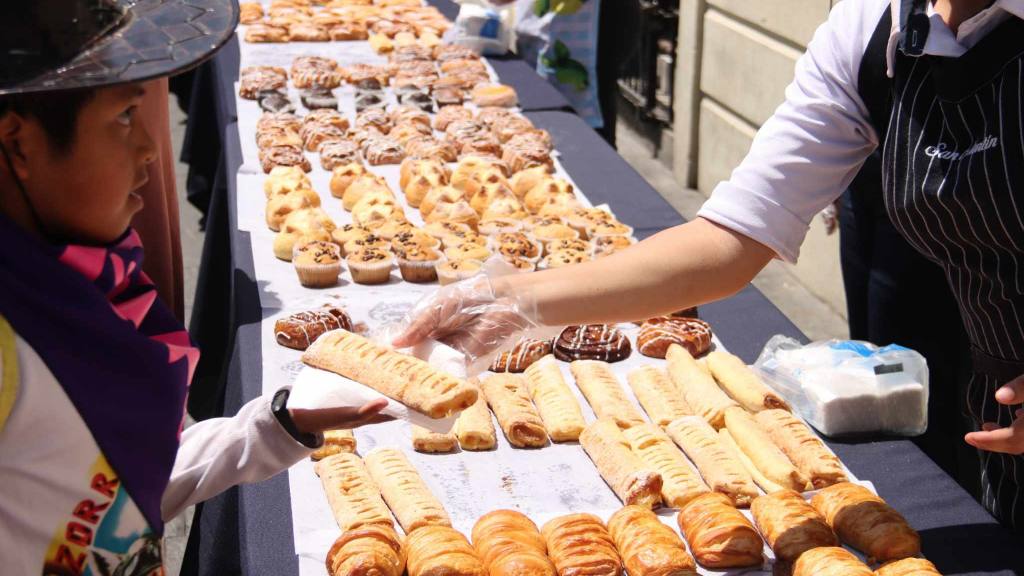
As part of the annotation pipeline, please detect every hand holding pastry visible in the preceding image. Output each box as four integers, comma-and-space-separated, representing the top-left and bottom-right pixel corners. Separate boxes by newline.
965, 373, 1024, 455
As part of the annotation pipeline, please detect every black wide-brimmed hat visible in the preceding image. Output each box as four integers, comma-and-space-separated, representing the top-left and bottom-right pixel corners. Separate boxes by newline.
0, 0, 238, 96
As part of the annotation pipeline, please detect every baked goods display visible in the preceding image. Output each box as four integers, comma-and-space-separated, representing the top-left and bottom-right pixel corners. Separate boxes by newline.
453, 382, 497, 451
326, 524, 405, 576
705, 351, 790, 412
755, 408, 848, 489
480, 373, 548, 448
607, 506, 697, 576
570, 360, 646, 429
626, 366, 692, 427
664, 416, 759, 507
522, 355, 587, 442
750, 489, 837, 562
364, 448, 451, 532
541, 513, 622, 576
489, 338, 553, 373
315, 453, 394, 532
722, 407, 810, 493
810, 482, 921, 563
622, 423, 709, 508
665, 344, 738, 429
553, 325, 632, 363
274, 306, 353, 350
676, 492, 764, 569
791, 546, 874, 576
411, 424, 458, 453
405, 525, 486, 576
637, 317, 713, 359
472, 510, 556, 576
312, 429, 357, 461
580, 419, 664, 508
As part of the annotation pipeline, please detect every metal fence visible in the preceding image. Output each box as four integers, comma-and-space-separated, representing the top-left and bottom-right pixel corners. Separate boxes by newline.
615, 0, 679, 125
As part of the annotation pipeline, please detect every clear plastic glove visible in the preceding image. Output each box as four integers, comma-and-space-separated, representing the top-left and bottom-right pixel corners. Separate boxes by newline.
391, 273, 550, 375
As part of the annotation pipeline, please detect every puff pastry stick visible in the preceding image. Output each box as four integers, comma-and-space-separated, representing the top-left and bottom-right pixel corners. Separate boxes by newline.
810, 482, 920, 563
755, 409, 847, 489
874, 558, 943, 576
312, 428, 357, 461
750, 489, 837, 561
627, 366, 692, 427
363, 448, 451, 531
541, 513, 622, 576
677, 492, 764, 569
623, 423, 709, 508
665, 344, 738, 429
570, 360, 646, 429
303, 329, 477, 418
481, 374, 548, 447
723, 407, 809, 492
472, 510, 556, 576
523, 355, 586, 441
406, 525, 486, 576
792, 546, 874, 576
454, 382, 496, 451
326, 524, 405, 576
412, 425, 458, 453
607, 505, 697, 576
580, 419, 663, 508
664, 416, 759, 506
706, 351, 790, 412
315, 453, 394, 531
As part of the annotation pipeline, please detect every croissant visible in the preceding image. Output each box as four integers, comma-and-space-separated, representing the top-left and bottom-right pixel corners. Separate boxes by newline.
570, 360, 646, 429
874, 558, 943, 576
723, 407, 809, 492
754, 409, 847, 489
664, 416, 759, 507
454, 382, 497, 451
472, 510, 556, 576
580, 419, 663, 508
665, 345, 737, 429
326, 524, 405, 576
541, 513, 622, 576
750, 489, 837, 561
363, 448, 451, 532
406, 525, 486, 576
315, 453, 393, 531
676, 492, 764, 569
622, 423, 709, 508
792, 546, 874, 576
705, 351, 790, 412
312, 428, 357, 461
481, 374, 548, 447
523, 355, 586, 441
810, 482, 920, 563
626, 366, 692, 427
607, 506, 697, 576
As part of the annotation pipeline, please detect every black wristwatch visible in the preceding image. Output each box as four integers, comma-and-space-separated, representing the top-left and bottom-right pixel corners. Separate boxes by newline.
271, 388, 323, 449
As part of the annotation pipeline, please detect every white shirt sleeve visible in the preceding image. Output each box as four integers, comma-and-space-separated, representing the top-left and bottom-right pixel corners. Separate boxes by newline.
161, 394, 312, 521
697, 0, 890, 263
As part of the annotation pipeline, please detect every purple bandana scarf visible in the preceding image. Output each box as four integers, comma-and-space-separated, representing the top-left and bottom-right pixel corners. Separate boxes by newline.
0, 215, 198, 535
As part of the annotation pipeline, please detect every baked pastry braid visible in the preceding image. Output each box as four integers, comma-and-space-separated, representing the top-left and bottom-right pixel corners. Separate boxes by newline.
411, 425, 458, 453
874, 558, 943, 576
810, 482, 920, 563
750, 489, 837, 561
626, 366, 692, 427
326, 524, 405, 576
607, 506, 697, 576
522, 355, 586, 442
570, 360, 646, 429
453, 383, 496, 451
541, 513, 622, 576
314, 453, 393, 531
406, 525, 486, 576
622, 423, 709, 508
302, 329, 478, 418
705, 351, 790, 412
480, 374, 548, 448
472, 510, 556, 576
665, 344, 738, 429
580, 419, 663, 508
792, 546, 873, 576
723, 407, 809, 492
363, 448, 451, 532
312, 429, 357, 461
754, 409, 847, 489
664, 416, 759, 507
676, 492, 764, 569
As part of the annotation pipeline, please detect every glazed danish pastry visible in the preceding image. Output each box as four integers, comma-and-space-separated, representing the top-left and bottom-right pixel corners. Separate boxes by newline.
274, 306, 352, 350
580, 419, 663, 508
676, 492, 764, 569
522, 355, 586, 442
750, 489, 837, 561
607, 506, 696, 576
490, 338, 552, 373
637, 317, 712, 359
541, 513, 622, 576
570, 360, 646, 429
810, 482, 920, 563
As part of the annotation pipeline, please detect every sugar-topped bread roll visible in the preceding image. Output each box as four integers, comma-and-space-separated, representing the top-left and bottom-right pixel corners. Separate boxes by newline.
810, 482, 920, 563
406, 525, 486, 576
750, 489, 837, 561
665, 345, 737, 429
523, 355, 586, 441
312, 428, 356, 461
326, 524, 405, 576
541, 513, 622, 576
303, 329, 478, 418
364, 448, 451, 532
472, 510, 556, 576
607, 506, 697, 576
705, 351, 790, 412
580, 419, 663, 508
792, 547, 873, 576
315, 453, 393, 532
412, 425, 458, 453
622, 423, 709, 508
454, 382, 497, 451
677, 492, 764, 569
874, 558, 943, 576
481, 374, 548, 448
626, 366, 692, 427
664, 416, 759, 507
570, 360, 646, 429
755, 409, 847, 489
723, 407, 809, 492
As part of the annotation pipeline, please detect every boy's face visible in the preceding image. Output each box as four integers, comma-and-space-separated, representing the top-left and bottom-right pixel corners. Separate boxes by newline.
11, 83, 156, 244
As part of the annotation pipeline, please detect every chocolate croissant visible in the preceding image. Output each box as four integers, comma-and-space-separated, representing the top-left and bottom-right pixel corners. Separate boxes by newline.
750, 489, 837, 561
541, 513, 622, 576
676, 492, 764, 569
326, 524, 405, 576
810, 482, 920, 563
607, 506, 697, 576
792, 546, 874, 576
406, 525, 486, 576
472, 510, 556, 576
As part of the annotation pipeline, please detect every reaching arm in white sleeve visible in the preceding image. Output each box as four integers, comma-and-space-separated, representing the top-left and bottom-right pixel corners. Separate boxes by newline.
697, 0, 890, 263
161, 395, 312, 521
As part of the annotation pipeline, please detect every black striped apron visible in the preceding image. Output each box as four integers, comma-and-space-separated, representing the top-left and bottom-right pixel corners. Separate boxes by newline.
878, 14, 1024, 529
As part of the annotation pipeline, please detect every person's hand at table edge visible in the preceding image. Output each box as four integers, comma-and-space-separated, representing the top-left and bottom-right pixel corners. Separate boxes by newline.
291, 398, 392, 435
965, 375, 1024, 455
